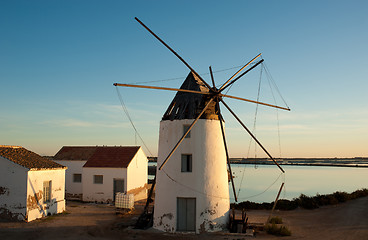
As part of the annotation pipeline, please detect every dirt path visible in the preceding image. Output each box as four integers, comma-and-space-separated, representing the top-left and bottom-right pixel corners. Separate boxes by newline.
1, 197, 368, 240
249, 196, 368, 239
0, 201, 124, 240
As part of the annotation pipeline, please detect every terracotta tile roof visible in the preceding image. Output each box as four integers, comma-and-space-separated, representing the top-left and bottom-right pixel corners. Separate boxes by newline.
53, 146, 98, 161
83, 146, 141, 168
0, 146, 66, 170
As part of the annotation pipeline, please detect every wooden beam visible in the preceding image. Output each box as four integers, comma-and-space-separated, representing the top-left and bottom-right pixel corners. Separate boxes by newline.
267, 182, 285, 223
158, 97, 215, 170
219, 53, 262, 91
113, 83, 211, 96
220, 59, 264, 93
219, 110, 238, 202
209, 66, 216, 88
221, 99, 285, 173
220, 93, 290, 111
134, 17, 213, 91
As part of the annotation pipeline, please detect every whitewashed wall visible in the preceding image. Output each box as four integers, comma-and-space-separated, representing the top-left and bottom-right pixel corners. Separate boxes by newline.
126, 148, 148, 201
26, 169, 66, 222
0, 158, 28, 221
153, 119, 230, 233
82, 168, 127, 202
53, 160, 86, 196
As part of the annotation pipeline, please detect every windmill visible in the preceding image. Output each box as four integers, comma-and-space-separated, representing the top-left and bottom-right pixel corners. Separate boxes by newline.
114, 17, 290, 233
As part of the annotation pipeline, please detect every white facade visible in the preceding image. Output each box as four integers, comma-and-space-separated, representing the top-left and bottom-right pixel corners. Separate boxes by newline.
0, 159, 27, 221
53, 160, 86, 199
0, 158, 66, 222
126, 148, 148, 200
153, 119, 230, 233
82, 148, 148, 203
82, 167, 127, 202
27, 169, 66, 221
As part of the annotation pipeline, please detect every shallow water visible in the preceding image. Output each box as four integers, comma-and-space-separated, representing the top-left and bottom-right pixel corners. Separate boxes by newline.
230, 164, 368, 203
148, 162, 368, 203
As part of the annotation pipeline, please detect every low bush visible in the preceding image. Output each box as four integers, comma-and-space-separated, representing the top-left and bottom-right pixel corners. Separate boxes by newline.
275, 199, 298, 210
231, 188, 368, 211
298, 194, 319, 210
265, 223, 291, 236
268, 216, 283, 224
350, 189, 368, 199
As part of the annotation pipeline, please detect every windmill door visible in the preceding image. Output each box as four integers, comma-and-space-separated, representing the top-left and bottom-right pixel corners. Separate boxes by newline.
177, 197, 196, 231
113, 179, 124, 201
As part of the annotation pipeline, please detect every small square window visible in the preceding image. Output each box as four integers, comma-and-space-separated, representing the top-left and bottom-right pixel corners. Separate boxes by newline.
181, 154, 192, 172
183, 125, 191, 138
73, 174, 82, 183
43, 181, 51, 203
94, 175, 103, 184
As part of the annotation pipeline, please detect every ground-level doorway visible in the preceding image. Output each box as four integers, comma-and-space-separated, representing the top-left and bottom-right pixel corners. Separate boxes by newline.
177, 197, 196, 231
113, 179, 124, 202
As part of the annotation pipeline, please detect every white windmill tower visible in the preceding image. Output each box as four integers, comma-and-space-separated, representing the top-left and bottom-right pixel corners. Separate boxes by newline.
114, 18, 289, 233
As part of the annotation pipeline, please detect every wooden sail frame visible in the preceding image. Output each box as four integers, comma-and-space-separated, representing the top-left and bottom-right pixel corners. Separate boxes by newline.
115, 17, 290, 214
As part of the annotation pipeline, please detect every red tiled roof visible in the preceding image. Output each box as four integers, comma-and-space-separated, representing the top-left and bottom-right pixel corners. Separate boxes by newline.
53, 146, 98, 161
83, 146, 141, 168
0, 146, 66, 170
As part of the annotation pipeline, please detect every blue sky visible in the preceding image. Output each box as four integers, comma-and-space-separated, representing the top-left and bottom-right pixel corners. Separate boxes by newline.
1, 0, 367, 158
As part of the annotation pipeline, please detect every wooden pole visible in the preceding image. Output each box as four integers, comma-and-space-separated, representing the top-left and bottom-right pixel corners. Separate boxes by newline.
113, 83, 290, 111
267, 182, 285, 223
134, 17, 213, 91
158, 97, 215, 170
219, 112, 238, 202
113, 83, 211, 96
219, 59, 264, 93
220, 93, 290, 111
219, 53, 262, 91
209, 66, 216, 88
221, 99, 285, 173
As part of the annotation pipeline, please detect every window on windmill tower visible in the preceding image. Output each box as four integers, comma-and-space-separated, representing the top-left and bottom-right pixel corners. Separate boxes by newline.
183, 125, 191, 138
181, 154, 192, 172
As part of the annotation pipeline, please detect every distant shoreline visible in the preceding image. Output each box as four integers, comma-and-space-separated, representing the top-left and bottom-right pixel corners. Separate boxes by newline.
147, 157, 368, 168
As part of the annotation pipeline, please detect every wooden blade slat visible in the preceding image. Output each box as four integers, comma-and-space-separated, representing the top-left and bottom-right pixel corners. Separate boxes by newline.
220, 99, 285, 173
220, 93, 290, 111
219, 53, 262, 91
218, 104, 238, 202
158, 97, 215, 170
114, 83, 211, 96
209, 66, 216, 88
220, 59, 264, 93
134, 17, 213, 91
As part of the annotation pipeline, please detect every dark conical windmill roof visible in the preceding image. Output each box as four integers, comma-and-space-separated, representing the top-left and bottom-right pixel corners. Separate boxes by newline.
162, 72, 219, 121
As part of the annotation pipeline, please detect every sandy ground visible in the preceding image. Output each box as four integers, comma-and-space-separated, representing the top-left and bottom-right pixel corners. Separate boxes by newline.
1, 197, 368, 240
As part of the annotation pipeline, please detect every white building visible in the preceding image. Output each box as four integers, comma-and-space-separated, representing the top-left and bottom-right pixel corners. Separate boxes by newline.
54, 146, 148, 203
153, 72, 230, 233
0, 146, 66, 222
53, 146, 96, 200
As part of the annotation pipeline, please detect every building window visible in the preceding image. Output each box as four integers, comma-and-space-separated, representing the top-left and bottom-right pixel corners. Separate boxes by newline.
43, 181, 51, 203
181, 154, 192, 172
73, 174, 82, 183
94, 175, 103, 184
183, 125, 191, 138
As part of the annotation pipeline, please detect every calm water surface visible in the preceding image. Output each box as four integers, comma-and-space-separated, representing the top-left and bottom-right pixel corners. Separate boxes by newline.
149, 162, 368, 203
230, 164, 368, 203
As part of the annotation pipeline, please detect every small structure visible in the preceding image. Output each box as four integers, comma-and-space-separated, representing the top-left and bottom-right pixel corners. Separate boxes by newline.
153, 72, 230, 233
53, 146, 96, 200
115, 17, 289, 234
54, 146, 148, 203
0, 146, 66, 222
